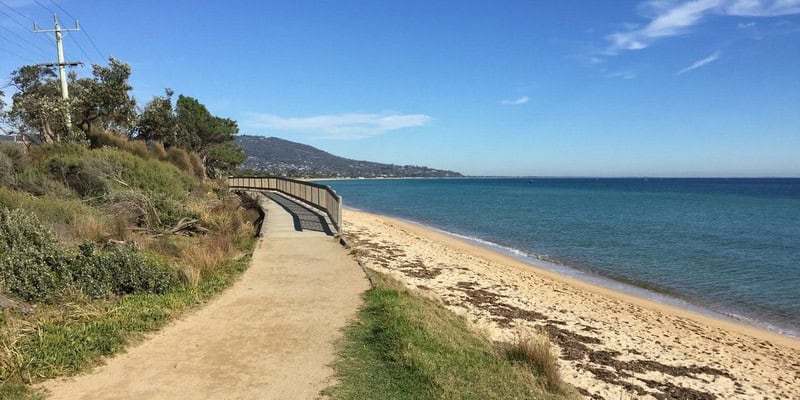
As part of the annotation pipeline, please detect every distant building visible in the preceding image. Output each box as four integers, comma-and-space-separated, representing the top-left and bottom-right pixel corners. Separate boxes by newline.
0, 134, 27, 144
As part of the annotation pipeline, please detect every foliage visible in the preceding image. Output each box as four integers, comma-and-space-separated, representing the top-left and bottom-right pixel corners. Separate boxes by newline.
0, 245, 253, 392
69, 58, 137, 135
7, 59, 136, 143
136, 88, 177, 145
0, 208, 72, 302
0, 208, 174, 303
326, 275, 576, 400
204, 141, 246, 178
7, 66, 71, 143
0, 151, 14, 186
175, 95, 238, 152
70, 243, 175, 299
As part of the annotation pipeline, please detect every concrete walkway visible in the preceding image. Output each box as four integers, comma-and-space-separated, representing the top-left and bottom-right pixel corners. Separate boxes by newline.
42, 193, 369, 400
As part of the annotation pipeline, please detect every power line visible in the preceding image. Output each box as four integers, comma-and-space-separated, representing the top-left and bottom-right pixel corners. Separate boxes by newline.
31, 0, 54, 14
0, 32, 41, 62
68, 32, 93, 66
0, 24, 51, 59
0, 5, 53, 47
0, 40, 38, 65
46, 0, 105, 60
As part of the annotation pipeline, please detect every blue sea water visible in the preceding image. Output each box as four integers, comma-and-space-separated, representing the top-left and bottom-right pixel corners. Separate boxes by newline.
324, 178, 800, 337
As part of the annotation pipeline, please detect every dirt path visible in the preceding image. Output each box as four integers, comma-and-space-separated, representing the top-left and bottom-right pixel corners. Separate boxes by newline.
42, 195, 369, 399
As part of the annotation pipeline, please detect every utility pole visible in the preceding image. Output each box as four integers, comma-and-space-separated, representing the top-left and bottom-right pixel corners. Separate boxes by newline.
34, 14, 81, 131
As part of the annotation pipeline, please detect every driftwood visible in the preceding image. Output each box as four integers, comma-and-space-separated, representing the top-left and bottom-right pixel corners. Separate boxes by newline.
148, 218, 209, 238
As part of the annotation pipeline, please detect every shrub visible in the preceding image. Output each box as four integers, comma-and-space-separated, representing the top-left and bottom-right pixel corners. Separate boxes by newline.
46, 157, 111, 197
165, 147, 196, 177
0, 152, 14, 186
87, 130, 152, 160
104, 190, 194, 231
69, 243, 176, 299
0, 143, 26, 169
13, 167, 74, 198
0, 188, 107, 241
0, 208, 72, 302
502, 335, 564, 393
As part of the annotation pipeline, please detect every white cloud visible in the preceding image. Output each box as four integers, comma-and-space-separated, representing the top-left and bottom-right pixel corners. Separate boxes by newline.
500, 96, 529, 105
242, 112, 432, 140
677, 51, 721, 74
606, 0, 800, 53
608, 70, 638, 79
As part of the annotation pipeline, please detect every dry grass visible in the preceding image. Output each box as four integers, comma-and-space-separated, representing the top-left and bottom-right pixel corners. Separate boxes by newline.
502, 334, 565, 393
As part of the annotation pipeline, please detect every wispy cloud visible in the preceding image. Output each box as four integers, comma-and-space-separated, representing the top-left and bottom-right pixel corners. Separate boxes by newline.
606, 0, 800, 53
677, 51, 721, 74
242, 112, 432, 140
607, 70, 638, 79
500, 96, 529, 105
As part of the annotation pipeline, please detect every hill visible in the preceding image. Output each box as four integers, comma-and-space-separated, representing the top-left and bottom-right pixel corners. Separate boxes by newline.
236, 135, 462, 178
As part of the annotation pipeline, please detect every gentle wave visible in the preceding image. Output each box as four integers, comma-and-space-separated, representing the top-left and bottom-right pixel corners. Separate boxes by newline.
368, 210, 800, 339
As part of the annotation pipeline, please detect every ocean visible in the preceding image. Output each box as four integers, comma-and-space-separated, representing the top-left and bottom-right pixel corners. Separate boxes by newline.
324, 178, 800, 337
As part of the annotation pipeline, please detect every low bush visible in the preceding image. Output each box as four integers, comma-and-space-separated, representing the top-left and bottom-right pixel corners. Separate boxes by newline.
0, 208, 72, 302
12, 167, 74, 198
0, 188, 110, 243
0, 143, 26, 169
0, 151, 14, 186
46, 157, 111, 198
165, 147, 197, 177
0, 208, 177, 302
70, 243, 175, 299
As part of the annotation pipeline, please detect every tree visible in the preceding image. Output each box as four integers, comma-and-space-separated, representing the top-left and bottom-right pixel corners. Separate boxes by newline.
174, 95, 241, 177
204, 141, 246, 178
70, 58, 137, 135
175, 95, 238, 151
7, 65, 70, 143
136, 88, 177, 144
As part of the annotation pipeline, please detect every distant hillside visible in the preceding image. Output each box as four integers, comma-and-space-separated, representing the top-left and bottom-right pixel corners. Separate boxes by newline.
236, 136, 462, 178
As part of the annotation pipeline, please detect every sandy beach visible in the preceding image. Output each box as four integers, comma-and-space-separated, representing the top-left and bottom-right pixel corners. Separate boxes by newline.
342, 209, 800, 399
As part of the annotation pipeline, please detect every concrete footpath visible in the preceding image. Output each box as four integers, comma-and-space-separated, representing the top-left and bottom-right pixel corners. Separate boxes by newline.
42, 193, 369, 399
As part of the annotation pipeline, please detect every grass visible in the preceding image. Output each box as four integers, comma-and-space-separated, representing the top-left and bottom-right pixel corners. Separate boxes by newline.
0, 133, 259, 398
0, 245, 253, 399
325, 274, 578, 400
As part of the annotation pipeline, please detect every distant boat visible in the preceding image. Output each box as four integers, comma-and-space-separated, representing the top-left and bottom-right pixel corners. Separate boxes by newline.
528, 179, 533, 184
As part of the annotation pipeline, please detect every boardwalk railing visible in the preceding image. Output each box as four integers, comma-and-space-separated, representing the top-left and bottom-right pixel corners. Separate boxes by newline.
228, 176, 343, 233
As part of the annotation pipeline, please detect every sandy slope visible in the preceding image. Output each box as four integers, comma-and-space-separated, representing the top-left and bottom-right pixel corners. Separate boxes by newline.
41, 198, 369, 400
342, 209, 800, 400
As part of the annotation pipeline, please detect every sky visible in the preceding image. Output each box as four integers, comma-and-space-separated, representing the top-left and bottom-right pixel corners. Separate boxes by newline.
1, 0, 799, 177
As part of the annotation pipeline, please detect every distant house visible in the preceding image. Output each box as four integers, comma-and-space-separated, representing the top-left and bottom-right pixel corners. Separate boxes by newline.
0, 134, 27, 144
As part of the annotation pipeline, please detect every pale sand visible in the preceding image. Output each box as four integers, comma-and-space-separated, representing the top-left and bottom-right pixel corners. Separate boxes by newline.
343, 209, 800, 400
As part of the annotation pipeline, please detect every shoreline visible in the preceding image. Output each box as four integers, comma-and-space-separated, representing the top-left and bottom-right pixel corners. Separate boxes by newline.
342, 208, 800, 398
352, 208, 800, 349
372, 210, 800, 342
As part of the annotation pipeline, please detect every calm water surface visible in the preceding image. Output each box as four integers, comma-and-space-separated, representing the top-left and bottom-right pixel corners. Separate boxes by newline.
324, 178, 800, 337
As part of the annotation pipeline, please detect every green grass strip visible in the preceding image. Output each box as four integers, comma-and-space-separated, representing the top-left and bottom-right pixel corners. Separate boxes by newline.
325, 276, 577, 400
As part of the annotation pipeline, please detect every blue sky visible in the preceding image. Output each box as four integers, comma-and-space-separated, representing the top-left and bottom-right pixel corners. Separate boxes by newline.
1, 0, 799, 177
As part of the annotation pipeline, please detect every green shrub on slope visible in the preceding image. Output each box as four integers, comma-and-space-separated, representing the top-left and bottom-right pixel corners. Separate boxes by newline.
70, 243, 175, 299
0, 208, 71, 302
0, 208, 177, 302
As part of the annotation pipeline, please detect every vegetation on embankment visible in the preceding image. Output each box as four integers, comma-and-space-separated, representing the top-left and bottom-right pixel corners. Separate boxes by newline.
325, 273, 579, 400
0, 135, 259, 399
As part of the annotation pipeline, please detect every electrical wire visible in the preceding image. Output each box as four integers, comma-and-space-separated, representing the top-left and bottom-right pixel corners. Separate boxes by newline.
46, 0, 105, 60
0, 24, 51, 60
0, 0, 54, 45
68, 33, 93, 66
0, 32, 40, 64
